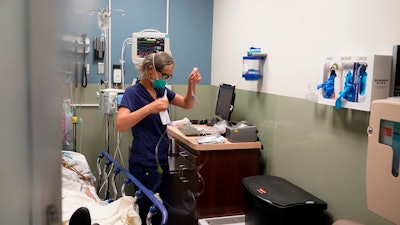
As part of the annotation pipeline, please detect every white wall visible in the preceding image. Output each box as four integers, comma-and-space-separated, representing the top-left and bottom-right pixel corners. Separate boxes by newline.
212, 0, 400, 99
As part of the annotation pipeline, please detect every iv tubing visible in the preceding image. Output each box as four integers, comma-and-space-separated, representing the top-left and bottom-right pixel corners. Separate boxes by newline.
154, 129, 168, 174
120, 38, 132, 90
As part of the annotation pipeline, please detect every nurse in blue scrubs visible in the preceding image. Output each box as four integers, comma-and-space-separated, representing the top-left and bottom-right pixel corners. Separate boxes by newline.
116, 52, 201, 224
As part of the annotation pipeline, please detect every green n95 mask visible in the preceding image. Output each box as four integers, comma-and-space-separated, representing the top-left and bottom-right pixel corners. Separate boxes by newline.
152, 79, 167, 89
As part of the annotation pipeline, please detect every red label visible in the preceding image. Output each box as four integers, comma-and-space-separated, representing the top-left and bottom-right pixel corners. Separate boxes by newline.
256, 188, 266, 194
382, 126, 393, 137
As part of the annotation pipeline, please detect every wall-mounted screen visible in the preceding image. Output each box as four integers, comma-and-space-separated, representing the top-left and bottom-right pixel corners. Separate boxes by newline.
132, 29, 171, 65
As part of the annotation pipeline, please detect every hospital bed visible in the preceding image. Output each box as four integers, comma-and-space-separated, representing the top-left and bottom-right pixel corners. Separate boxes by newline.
61, 150, 168, 225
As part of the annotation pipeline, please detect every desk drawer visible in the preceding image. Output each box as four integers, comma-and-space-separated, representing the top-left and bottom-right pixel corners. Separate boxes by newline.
176, 142, 197, 165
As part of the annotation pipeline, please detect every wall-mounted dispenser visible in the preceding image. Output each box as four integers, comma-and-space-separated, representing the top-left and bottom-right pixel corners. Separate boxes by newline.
366, 98, 400, 224
317, 55, 392, 111
242, 47, 267, 81
242, 56, 265, 80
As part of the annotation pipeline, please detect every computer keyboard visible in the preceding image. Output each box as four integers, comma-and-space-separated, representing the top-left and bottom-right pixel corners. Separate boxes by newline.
177, 125, 202, 136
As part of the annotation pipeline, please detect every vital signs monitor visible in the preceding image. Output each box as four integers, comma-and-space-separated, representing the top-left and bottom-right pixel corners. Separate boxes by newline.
132, 29, 171, 65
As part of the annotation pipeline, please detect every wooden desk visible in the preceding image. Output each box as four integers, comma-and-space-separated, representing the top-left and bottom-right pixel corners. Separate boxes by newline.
167, 125, 261, 225
167, 125, 261, 151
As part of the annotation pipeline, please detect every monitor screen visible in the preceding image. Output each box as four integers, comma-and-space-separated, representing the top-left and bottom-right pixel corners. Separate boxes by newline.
117, 92, 124, 107
132, 30, 171, 65
215, 83, 236, 121
136, 37, 165, 58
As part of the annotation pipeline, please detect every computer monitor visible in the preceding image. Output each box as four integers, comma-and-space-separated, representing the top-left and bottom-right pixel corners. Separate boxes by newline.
215, 83, 236, 122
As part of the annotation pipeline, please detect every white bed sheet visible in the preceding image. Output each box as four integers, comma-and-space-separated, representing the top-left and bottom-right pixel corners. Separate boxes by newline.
61, 151, 141, 225
62, 188, 140, 225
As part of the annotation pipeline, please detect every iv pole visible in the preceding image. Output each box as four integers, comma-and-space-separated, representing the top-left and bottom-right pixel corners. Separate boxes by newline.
91, 2, 124, 200
107, 0, 112, 89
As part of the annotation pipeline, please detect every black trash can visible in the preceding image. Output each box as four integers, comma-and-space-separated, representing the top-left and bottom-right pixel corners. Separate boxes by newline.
242, 175, 328, 225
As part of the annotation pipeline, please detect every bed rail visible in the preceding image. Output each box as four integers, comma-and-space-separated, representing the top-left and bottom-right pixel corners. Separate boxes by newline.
98, 151, 168, 225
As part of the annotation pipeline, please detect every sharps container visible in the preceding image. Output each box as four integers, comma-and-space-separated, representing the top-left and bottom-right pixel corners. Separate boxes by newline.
242, 56, 264, 80
242, 175, 328, 225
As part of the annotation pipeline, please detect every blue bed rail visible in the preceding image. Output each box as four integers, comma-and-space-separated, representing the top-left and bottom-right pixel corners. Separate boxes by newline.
98, 151, 168, 225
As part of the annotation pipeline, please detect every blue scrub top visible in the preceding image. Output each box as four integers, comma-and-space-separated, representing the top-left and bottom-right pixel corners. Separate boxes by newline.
120, 83, 176, 167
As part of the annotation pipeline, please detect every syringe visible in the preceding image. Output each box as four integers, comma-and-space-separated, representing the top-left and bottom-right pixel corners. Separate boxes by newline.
159, 90, 171, 125
191, 67, 201, 105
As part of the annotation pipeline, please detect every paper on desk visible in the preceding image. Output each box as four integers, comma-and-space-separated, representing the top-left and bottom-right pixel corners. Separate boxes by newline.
196, 134, 226, 144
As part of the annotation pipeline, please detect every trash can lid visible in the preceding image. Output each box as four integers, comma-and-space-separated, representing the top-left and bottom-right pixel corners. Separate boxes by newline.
242, 175, 327, 210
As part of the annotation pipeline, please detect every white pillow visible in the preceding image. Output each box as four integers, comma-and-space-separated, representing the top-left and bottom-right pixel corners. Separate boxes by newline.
62, 151, 96, 183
